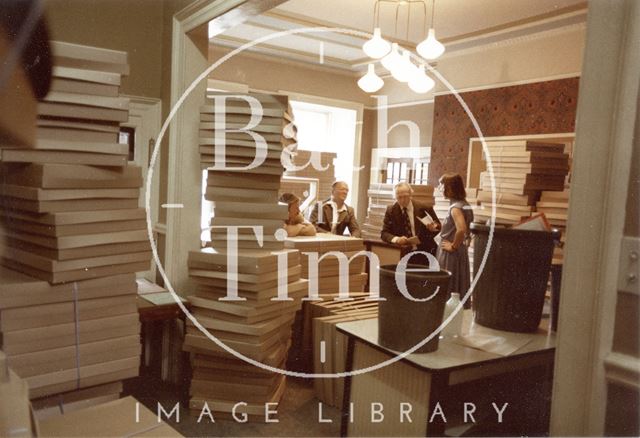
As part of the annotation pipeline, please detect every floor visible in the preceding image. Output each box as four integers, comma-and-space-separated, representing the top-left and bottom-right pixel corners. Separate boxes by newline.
125, 375, 342, 437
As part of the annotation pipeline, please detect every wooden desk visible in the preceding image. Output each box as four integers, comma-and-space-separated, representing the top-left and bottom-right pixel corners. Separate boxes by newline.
337, 311, 556, 437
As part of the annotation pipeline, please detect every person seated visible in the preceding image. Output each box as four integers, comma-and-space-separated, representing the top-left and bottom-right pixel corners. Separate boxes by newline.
279, 193, 316, 237
309, 181, 361, 237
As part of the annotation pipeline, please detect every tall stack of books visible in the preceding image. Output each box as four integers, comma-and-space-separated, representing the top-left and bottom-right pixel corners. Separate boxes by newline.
284, 234, 367, 372
536, 189, 570, 264
0, 42, 145, 400
185, 93, 307, 421
361, 183, 435, 241
474, 140, 569, 225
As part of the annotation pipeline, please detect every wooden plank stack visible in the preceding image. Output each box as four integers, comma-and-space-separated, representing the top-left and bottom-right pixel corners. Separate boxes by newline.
284, 234, 367, 372
309, 296, 378, 409
474, 140, 569, 225
186, 92, 307, 421
0, 42, 144, 400
361, 183, 435, 241
536, 189, 570, 264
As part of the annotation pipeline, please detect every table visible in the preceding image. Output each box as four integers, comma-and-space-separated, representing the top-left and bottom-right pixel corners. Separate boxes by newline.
337, 311, 556, 437
137, 284, 190, 384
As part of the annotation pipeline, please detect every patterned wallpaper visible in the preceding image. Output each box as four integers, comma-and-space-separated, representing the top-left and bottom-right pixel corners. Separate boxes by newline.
428, 77, 580, 185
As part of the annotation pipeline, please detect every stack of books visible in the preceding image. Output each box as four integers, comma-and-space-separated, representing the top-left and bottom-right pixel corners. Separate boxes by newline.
536, 189, 570, 264
0, 266, 140, 399
185, 93, 307, 421
474, 141, 569, 225
0, 42, 144, 400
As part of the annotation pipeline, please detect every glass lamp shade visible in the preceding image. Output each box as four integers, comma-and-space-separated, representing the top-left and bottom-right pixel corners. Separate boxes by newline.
408, 64, 435, 94
357, 64, 384, 93
417, 28, 445, 60
390, 50, 418, 83
380, 43, 402, 72
363, 27, 391, 59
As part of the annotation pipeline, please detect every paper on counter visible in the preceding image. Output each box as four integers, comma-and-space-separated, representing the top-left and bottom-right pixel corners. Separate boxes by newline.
450, 332, 533, 356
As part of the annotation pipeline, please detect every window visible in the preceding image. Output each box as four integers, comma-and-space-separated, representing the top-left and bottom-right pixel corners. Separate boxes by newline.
290, 100, 358, 204
384, 158, 412, 184
119, 126, 135, 161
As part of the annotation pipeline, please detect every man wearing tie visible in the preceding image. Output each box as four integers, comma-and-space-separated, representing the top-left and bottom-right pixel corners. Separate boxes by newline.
381, 182, 441, 262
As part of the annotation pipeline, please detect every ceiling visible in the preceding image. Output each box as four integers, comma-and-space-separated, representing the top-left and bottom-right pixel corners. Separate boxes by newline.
209, 0, 588, 74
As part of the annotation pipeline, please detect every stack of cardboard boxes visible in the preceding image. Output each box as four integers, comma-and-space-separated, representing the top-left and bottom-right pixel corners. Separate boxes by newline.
0, 42, 145, 402
185, 93, 307, 420
474, 140, 569, 225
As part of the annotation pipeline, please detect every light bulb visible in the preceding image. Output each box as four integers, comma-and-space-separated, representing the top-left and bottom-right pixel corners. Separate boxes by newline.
380, 43, 402, 72
417, 28, 445, 60
391, 50, 418, 83
357, 64, 384, 93
363, 27, 391, 59
408, 64, 435, 94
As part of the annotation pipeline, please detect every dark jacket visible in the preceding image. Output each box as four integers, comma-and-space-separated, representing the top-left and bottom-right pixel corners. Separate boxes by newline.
381, 200, 441, 256
309, 199, 361, 238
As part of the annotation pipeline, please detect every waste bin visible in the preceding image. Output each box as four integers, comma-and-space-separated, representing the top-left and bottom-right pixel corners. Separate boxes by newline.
470, 223, 560, 333
550, 264, 563, 332
378, 264, 451, 353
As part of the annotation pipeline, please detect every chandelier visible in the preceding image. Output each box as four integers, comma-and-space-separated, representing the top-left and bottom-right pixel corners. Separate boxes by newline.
358, 0, 445, 94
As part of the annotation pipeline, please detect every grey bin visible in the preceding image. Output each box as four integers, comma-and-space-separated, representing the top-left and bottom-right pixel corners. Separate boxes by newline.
470, 223, 561, 333
378, 264, 451, 354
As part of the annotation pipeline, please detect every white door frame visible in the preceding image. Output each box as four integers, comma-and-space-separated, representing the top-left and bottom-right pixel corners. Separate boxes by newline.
164, 0, 287, 294
550, 0, 640, 435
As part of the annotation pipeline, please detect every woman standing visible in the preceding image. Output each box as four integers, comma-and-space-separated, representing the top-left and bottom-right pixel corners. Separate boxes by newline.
436, 173, 474, 307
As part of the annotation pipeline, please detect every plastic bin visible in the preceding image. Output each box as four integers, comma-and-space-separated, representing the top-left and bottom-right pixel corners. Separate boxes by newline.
470, 223, 560, 333
378, 264, 451, 353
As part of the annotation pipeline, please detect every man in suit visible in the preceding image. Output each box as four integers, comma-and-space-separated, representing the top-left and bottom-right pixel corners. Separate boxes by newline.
381, 182, 441, 260
310, 181, 361, 237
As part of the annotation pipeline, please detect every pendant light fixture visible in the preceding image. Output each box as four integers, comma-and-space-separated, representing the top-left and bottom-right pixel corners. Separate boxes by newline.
358, 63, 385, 93
408, 64, 435, 93
362, 1, 391, 59
416, 0, 445, 60
359, 0, 444, 94
391, 50, 418, 83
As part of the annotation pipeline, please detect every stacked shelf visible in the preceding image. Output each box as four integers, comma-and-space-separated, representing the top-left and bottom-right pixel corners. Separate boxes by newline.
186, 92, 307, 421
361, 183, 435, 241
0, 42, 144, 399
474, 140, 569, 225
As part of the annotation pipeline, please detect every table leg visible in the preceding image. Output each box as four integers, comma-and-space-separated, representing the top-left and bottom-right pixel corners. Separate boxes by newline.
340, 336, 355, 437
425, 372, 448, 437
